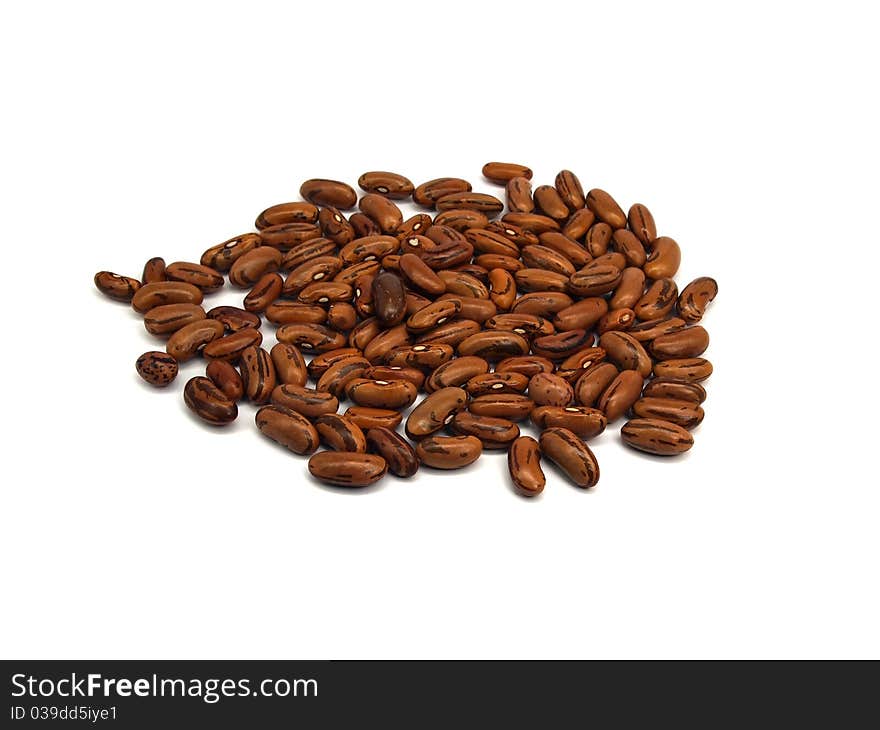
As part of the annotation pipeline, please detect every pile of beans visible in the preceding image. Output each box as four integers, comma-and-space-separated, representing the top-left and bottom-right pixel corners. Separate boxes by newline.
95, 164, 717, 496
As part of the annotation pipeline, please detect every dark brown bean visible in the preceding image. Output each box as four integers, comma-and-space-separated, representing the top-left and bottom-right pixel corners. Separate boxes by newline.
255, 405, 319, 455
184, 376, 237, 425
372, 270, 407, 325
206, 359, 244, 401
135, 351, 178, 387
621, 418, 693, 456
539, 427, 600, 488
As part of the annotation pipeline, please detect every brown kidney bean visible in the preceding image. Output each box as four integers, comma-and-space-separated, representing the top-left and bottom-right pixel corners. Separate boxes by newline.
315, 414, 367, 453
406, 300, 461, 334
502, 212, 560, 234
201, 233, 262, 271
532, 329, 594, 360
495, 355, 554, 378
256, 201, 319, 229
359, 194, 403, 233
364, 427, 418, 478
345, 407, 404, 431
611, 229, 647, 268
562, 208, 596, 240
552, 297, 608, 331
598, 331, 653, 378
539, 427, 600, 488
207, 305, 261, 332
363, 324, 411, 364
239, 346, 277, 405
621, 418, 693, 456
569, 262, 622, 297
298, 282, 353, 305
642, 378, 707, 404
358, 171, 414, 199
136, 351, 179, 387
165, 261, 223, 292
505, 176, 534, 213
457, 331, 530, 360
399, 252, 445, 296
436, 192, 503, 215
416, 435, 482, 469
644, 237, 682, 280
464, 228, 520, 257
300, 179, 357, 209
386, 343, 454, 369
306, 348, 362, 378
413, 178, 472, 207
269, 343, 307, 387
318, 206, 355, 245
202, 328, 263, 362
315, 357, 370, 397
283, 255, 344, 296
627, 203, 657, 245
511, 291, 573, 316
584, 222, 613, 257
346, 378, 419, 409
468, 394, 534, 421
634, 278, 679, 321
533, 185, 570, 220
243, 272, 283, 313
677, 277, 718, 324
483, 162, 532, 184
260, 222, 322, 250
255, 405, 319, 455
437, 295, 497, 323
521, 245, 576, 276
272, 384, 339, 418
465, 372, 529, 397
142, 257, 166, 284
607, 267, 645, 310
405, 387, 468, 439
166, 319, 225, 362
275, 323, 347, 353
653, 358, 713, 382
435, 209, 489, 232
350, 212, 381, 237
627, 316, 687, 343
531, 406, 606, 439
397, 213, 433, 240
586, 188, 626, 228
228, 247, 282, 288
632, 397, 704, 430
131, 281, 202, 313
537, 232, 591, 268
363, 365, 426, 390
650, 326, 710, 359
424, 356, 489, 392
184, 376, 238, 425
282, 238, 338, 270
554, 170, 585, 210
206, 359, 244, 401
438, 270, 488, 299
574, 362, 619, 407
143, 303, 205, 336
486, 221, 539, 247
450, 411, 520, 449
528, 373, 574, 407
264, 301, 326, 326
327, 302, 358, 331
597, 370, 644, 421
308, 451, 387, 487
597, 308, 636, 334
508, 436, 545, 497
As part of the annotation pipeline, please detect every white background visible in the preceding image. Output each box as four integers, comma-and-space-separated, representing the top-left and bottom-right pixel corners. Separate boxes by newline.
1, 1, 877, 659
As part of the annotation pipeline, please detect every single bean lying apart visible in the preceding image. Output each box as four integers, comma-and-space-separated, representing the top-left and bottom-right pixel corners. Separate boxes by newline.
96, 163, 718, 496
